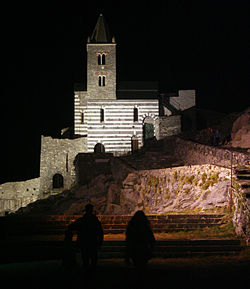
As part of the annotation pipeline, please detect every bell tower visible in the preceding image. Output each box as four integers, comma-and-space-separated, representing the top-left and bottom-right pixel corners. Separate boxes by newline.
87, 14, 116, 100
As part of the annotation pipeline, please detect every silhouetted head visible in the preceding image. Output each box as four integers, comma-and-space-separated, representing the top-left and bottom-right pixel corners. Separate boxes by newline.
130, 210, 149, 228
84, 204, 94, 214
133, 210, 146, 220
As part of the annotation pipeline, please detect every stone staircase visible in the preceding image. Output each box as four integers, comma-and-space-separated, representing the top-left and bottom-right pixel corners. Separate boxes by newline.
0, 239, 243, 264
235, 165, 250, 197
0, 214, 227, 237
0, 213, 245, 263
99, 239, 243, 259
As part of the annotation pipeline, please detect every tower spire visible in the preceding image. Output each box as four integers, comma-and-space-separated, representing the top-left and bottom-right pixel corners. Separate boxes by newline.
90, 14, 113, 43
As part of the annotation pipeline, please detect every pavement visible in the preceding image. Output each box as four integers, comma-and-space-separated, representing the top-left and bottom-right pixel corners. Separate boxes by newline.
0, 250, 249, 289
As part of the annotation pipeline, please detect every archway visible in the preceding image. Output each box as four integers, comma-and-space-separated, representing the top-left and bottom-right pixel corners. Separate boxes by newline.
53, 174, 64, 189
143, 116, 155, 145
94, 143, 105, 153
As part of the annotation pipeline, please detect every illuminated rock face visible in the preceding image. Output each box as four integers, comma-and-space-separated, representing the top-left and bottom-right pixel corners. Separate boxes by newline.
118, 165, 231, 215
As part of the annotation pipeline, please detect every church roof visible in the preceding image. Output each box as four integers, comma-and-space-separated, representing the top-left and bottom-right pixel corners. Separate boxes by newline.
74, 81, 159, 99
90, 14, 113, 43
117, 81, 159, 99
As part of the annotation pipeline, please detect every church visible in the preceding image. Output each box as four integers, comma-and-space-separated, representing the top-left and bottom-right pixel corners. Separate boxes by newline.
74, 14, 195, 154
39, 14, 196, 195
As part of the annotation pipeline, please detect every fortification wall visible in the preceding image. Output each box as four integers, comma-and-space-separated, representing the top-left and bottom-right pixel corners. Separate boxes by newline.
171, 137, 249, 168
39, 136, 87, 196
0, 178, 40, 215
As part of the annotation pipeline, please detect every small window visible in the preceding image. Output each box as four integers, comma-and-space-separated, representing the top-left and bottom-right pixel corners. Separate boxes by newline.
81, 112, 84, 123
134, 107, 138, 122
100, 108, 104, 122
98, 75, 106, 87
102, 54, 106, 65
98, 54, 101, 65
98, 53, 106, 65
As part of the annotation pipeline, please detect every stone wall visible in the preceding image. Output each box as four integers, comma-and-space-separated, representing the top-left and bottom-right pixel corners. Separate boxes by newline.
39, 136, 87, 196
155, 115, 181, 140
0, 178, 40, 215
170, 137, 250, 168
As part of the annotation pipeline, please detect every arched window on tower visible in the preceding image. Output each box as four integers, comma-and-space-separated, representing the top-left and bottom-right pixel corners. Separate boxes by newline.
98, 75, 106, 87
102, 54, 106, 65
98, 53, 106, 65
98, 54, 101, 65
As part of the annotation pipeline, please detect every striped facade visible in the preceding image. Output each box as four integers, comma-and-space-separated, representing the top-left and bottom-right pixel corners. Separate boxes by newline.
74, 97, 159, 154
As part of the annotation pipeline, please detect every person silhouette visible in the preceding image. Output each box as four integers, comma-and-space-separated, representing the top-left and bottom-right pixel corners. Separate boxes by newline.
125, 210, 155, 288
65, 204, 103, 276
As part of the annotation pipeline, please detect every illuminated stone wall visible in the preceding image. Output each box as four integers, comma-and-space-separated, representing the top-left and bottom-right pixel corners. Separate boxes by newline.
0, 178, 40, 215
39, 136, 87, 196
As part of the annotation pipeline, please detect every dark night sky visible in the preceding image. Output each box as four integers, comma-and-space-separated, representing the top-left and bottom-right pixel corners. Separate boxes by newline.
1, 1, 249, 183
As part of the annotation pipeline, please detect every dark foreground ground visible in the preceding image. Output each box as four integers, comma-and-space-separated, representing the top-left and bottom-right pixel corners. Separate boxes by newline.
0, 252, 249, 289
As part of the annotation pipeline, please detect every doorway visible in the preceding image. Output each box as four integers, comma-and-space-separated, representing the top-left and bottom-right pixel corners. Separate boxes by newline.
53, 174, 64, 189
143, 116, 155, 145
